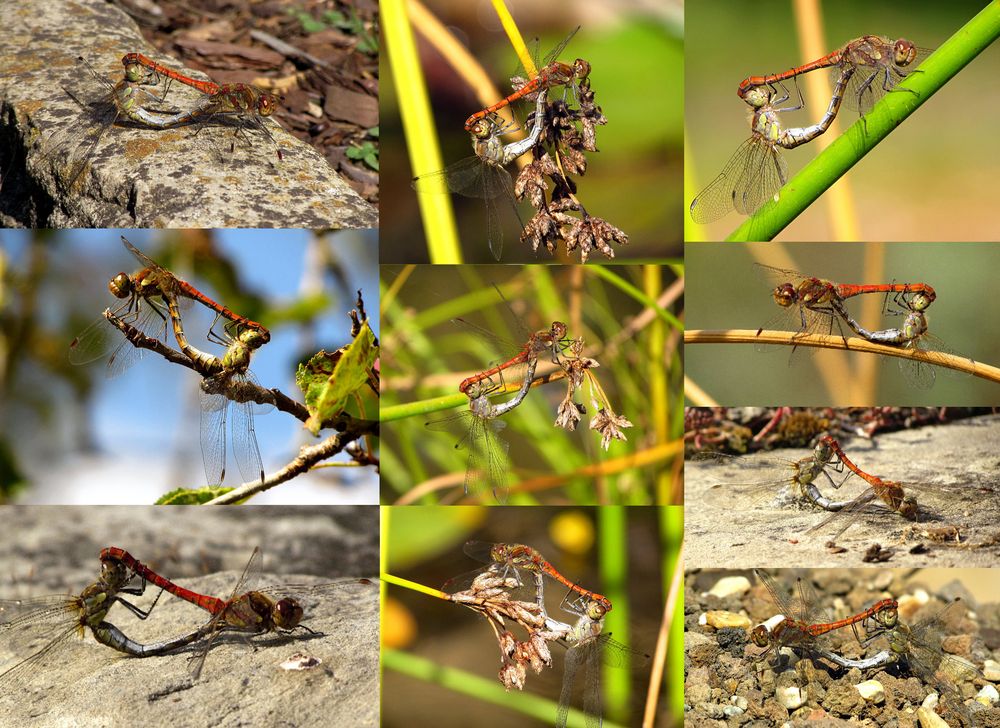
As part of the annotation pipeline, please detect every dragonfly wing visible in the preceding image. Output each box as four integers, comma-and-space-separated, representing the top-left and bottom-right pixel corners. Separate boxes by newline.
230, 398, 265, 484
200, 389, 229, 486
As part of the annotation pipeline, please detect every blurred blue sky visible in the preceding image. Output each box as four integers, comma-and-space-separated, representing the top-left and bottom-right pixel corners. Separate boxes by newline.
0, 229, 378, 504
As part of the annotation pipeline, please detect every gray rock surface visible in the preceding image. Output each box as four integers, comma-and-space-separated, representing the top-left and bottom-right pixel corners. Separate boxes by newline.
685, 415, 1000, 568
0, 506, 379, 727
0, 0, 377, 229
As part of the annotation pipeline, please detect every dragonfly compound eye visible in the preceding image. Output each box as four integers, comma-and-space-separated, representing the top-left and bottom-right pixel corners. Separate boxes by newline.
108, 272, 132, 298
274, 598, 304, 629
894, 40, 918, 66
741, 86, 769, 109
771, 284, 797, 308
750, 625, 771, 648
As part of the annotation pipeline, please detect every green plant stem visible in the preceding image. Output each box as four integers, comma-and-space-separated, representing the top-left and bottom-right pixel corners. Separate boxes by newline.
727, 3, 1000, 241
382, 649, 627, 728
588, 265, 683, 330
383, 0, 463, 262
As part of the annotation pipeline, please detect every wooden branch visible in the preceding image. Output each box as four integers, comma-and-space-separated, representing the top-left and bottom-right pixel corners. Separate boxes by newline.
684, 329, 1000, 385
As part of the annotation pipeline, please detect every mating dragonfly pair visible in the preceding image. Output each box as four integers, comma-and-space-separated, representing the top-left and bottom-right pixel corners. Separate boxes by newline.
69, 236, 272, 487
691, 35, 932, 224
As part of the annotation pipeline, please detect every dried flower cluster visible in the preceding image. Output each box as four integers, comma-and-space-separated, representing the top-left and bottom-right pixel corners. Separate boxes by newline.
511, 70, 629, 262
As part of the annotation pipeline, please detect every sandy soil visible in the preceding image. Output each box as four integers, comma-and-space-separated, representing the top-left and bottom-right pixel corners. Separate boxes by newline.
685, 415, 1000, 568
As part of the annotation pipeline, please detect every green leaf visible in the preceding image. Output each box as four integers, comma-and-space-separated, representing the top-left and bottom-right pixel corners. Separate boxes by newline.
156, 487, 234, 505
288, 9, 327, 34
347, 142, 379, 170
297, 323, 378, 434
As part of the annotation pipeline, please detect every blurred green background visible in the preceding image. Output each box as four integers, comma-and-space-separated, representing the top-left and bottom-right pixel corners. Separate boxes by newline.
685, 243, 1000, 404
381, 505, 682, 727
380, 1, 683, 262
686, 0, 1000, 241
380, 264, 683, 505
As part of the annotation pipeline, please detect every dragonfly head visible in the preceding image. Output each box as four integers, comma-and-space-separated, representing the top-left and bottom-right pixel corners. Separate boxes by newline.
872, 605, 898, 630
907, 290, 935, 312
273, 597, 304, 630
467, 118, 493, 140
100, 558, 131, 589
239, 327, 269, 350
742, 85, 770, 110
749, 624, 772, 648
893, 39, 918, 67
585, 599, 607, 620
899, 494, 920, 520
572, 58, 591, 81
108, 272, 133, 299
122, 60, 149, 85
256, 92, 281, 117
771, 283, 798, 309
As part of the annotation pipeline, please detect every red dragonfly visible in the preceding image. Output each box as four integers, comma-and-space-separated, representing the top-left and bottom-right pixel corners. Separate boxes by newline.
446, 542, 612, 617
463, 26, 590, 134
751, 569, 898, 658
99, 547, 374, 678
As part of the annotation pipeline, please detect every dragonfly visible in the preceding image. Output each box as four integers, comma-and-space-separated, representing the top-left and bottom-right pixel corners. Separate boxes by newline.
805, 436, 988, 540
0, 553, 201, 691
119, 53, 282, 154
412, 90, 547, 261
552, 598, 649, 728
860, 598, 982, 726
39, 56, 179, 192
426, 357, 538, 504
69, 236, 268, 377
98, 546, 374, 679
689, 67, 854, 224
166, 293, 272, 486
120, 236, 270, 341
692, 437, 854, 512
831, 305, 971, 390
753, 263, 936, 358
738, 36, 933, 120
463, 26, 589, 133
444, 542, 612, 617
750, 569, 899, 659
122, 52, 220, 95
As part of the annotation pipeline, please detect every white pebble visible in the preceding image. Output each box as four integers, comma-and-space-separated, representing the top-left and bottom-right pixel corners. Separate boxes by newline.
706, 576, 751, 599
855, 680, 885, 703
916, 706, 949, 728
982, 659, 1000, 682
976, 683, 999, 705
776, 685, 805, 710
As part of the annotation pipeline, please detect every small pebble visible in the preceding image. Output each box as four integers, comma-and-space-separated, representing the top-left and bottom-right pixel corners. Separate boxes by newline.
695, 702, 726, 719
976, 683, 999, 705
703, 610, 752, 630
722, 705, 745, 717
983, 659, 1000, 682
707, 575, 751, 599
855, 680, 885, 703
731, 696, 748, 711
916, 706, 949, 728
776, 685, 805, 710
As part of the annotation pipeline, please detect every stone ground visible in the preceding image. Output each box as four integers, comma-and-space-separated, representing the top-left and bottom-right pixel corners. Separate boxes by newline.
0, 0, 377, 229
685, 415, 1000, 568
685, 569, 1000, 728
0, 506, 379, 728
